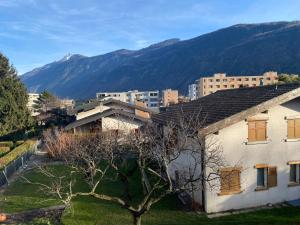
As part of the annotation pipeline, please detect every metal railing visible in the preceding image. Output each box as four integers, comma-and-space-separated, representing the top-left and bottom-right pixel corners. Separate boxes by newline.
0, 147, 35, 187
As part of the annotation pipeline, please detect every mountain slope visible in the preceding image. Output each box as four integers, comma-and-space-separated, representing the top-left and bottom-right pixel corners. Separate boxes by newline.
21, 21, 300, 99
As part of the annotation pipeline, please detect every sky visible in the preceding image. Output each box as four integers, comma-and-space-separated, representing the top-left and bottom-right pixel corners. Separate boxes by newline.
0, 0, 300, 74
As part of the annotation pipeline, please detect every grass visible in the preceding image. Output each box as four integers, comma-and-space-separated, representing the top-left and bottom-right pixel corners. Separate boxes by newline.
1, 164, 300, 225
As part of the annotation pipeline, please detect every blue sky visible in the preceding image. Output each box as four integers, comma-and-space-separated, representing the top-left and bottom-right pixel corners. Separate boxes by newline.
0, 0, 300, 74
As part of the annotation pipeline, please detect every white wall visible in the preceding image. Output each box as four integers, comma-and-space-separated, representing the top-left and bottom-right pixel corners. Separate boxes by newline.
102, 116, 142, 133
76, 105, 110, 120
203, 99, 300, 213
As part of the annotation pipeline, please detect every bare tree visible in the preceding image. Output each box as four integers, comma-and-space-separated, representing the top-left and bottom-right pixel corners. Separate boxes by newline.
27, 111, 229, 225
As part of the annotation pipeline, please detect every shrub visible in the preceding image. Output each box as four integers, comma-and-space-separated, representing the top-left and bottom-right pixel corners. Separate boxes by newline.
0, 140, 36, 169
0, 141, 14, 149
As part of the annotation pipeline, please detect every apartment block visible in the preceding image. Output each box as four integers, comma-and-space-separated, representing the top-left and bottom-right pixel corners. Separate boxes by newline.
96, 90, 160, 110
27, 93, 40, 116
188, 83, 198, 100
194, 71, 278, 98
162, 89, 178, 107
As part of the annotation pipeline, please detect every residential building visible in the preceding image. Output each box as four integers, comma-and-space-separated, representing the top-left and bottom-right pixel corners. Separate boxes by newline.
96, 90, 160, 111
188, 83, 198, 100
27, 93, 40, 116
153, 84, 300, 213
66, 98, 156, 133
162, 89, 178, 107
60, 99, 75, 110
192, 71, 278, 98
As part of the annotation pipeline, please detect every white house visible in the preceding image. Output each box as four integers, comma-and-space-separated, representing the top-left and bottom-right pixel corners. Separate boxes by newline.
65, 98, 156, 134
153, 83, 300, 213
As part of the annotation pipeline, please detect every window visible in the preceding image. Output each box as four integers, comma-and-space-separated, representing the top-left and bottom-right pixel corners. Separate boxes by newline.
248, 120, 267, 142
288, 162, 300, 185
223, 79, 227, 82
245, 78, 249, 81
216, 79, 220, 82
219, 167, 241, 195
255, 165, 277, 190
252, 78, 257, 81
287, 119, 300, 139
237, 78, 242, 81
224, 85, 228, 88
216, 85, 220, 88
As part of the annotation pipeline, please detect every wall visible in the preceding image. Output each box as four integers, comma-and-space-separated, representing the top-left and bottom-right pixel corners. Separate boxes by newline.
203, 99, 300, 213
102, 116, 142, 133
76, 105, 110, 120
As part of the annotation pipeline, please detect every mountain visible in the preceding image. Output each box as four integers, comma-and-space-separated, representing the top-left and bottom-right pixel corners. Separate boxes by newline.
21, 21, 300, 99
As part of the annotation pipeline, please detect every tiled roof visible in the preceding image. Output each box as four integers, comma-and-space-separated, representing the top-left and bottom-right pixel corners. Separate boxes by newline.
153, 84, 300, 133
69, 98, 156, 115
65, 108, 149, 130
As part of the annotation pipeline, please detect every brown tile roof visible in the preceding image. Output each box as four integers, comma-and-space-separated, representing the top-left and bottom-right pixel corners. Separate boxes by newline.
153, 84, 300, 135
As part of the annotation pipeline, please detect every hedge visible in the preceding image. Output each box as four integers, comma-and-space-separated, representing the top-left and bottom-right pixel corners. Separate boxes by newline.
0, 146, 10, 156
0, 141, 14, 149
0, 140, 36, 169
16, 140, 25, 146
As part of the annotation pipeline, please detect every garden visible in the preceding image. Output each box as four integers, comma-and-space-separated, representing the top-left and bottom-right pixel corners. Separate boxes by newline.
1, 164, 300, 225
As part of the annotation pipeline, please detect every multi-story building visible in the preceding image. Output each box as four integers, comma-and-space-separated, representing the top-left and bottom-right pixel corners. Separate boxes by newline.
188, 83, 198, 100
153, 84, 300, 213
192, 71, 278, 98
96, 90, 160, 111
60, 99, 75, 110
162, 89, 178, 107
27, 93, 40, 116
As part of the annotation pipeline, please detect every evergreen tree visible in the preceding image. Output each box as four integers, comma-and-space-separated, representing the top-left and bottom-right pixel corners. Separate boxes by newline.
33, 91, 60, 113
0, 52, 32, 136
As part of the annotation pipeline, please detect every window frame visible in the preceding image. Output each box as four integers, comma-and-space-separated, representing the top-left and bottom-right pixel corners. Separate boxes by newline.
288, 161, 300, 187
254, 164, 277, 191
247, 119, 268, 143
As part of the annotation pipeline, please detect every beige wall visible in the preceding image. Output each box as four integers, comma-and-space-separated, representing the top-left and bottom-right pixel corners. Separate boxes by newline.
162, 89, 179, 107
198, 72, 278, 97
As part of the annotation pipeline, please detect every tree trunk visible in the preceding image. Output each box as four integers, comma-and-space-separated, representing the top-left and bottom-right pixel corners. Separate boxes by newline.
133, 215, 142, 225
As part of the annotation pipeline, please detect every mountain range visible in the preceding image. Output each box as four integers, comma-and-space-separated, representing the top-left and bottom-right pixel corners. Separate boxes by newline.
21, 21, 300, 99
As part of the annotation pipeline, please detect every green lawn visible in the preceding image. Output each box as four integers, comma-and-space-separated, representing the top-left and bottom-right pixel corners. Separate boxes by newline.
1, 165, 300, 225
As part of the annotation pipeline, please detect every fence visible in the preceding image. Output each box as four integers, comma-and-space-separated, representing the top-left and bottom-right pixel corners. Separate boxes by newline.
0, 147, 36, 187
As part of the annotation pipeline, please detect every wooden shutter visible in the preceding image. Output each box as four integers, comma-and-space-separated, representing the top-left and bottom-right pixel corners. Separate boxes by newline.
220, 168, 241, 194
295, 119, 300, 138
267, 167, 277, 188
288, 120, 295, 139
248, 121, 256, 142
256, 121, 266, 141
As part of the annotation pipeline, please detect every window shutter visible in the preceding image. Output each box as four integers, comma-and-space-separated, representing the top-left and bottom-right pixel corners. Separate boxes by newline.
248, 121, 256, 142
267, 167, 277, 188
220, 168, 241, 194
288, 120, 295, 139
256, 121, 266, 141
295, 119, 300, 138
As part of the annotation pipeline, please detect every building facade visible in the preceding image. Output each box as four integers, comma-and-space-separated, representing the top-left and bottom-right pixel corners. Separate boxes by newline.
154, 84, 300, 213
96, 90, 160, 111
188, 83, 198, 100
162, 89, 178, 107
27, 93, 40, 116
192, 71, 278, 98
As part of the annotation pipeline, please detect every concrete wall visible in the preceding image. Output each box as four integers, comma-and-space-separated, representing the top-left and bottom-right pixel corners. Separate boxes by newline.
203, 99, 300, 213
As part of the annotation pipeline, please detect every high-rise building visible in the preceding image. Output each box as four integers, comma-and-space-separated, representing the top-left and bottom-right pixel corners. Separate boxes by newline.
162, 89, 178, 107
